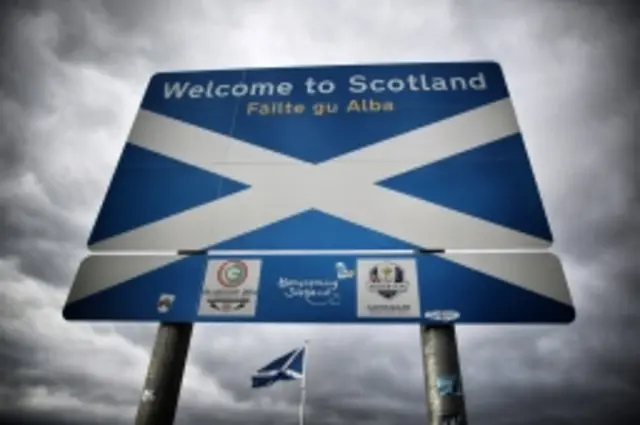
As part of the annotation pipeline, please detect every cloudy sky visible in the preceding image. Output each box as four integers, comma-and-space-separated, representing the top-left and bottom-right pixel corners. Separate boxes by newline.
1, 0, 639, 424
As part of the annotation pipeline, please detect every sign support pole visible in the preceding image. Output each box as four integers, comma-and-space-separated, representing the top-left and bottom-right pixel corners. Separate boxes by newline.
299, 339, 310, 425
134, 323, 193, 425
420, 325, 468, 425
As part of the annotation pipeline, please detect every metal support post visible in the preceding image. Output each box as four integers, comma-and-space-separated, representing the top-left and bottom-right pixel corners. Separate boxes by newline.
134, 323, 194, 425
420, 325, 468, 425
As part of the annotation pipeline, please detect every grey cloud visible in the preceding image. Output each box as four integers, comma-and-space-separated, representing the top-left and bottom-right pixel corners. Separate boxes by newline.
0, 0, 266, 288
448, 1, 640, 293
1, 0, 639, 424
188, 325, 424, 406
0, 266, 145, 423
458, 262, 640, 423
0, 1, 141, 285
470, 389, 640, 425
0, 413, 107, 425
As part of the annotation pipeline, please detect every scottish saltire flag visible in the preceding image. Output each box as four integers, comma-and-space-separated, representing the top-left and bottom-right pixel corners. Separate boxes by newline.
87, 62, 553, 253
252, 346, 306, 388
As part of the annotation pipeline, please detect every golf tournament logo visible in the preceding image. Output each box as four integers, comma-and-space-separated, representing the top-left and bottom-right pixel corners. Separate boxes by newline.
356, 258, 419, 319
367, 261, 409, 299
217, 260, 248, 287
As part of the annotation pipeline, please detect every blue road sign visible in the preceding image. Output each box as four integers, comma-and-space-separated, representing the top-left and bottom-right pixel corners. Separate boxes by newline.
87, 62, 552, 252
63, 253, 575, 324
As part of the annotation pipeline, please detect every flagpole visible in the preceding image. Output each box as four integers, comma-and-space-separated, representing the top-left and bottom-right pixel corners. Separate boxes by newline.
299, 340, 309, 425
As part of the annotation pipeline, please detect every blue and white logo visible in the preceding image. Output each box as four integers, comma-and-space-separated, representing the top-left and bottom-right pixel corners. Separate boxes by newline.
278, 277, 341, 307
424, 310, 461, 322
335, 262, 355, 280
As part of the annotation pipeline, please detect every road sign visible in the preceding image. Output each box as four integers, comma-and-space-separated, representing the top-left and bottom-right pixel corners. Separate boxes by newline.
63, 253, 574, 324
88, 62, 552, 252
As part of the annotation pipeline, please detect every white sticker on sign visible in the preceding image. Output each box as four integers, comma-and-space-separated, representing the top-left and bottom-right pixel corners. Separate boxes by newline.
198, 259, 262, 316
356, 258, 420, 318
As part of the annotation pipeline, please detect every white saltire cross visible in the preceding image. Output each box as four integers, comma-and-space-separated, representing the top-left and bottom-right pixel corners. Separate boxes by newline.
89, 99, 548, 252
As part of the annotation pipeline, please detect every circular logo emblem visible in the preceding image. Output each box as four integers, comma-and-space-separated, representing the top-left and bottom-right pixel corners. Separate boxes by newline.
423, 310, 461, 322
217, 260, 248, 287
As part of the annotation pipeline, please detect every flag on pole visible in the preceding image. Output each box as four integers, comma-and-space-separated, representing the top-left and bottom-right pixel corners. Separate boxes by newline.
251, 346, 306, 388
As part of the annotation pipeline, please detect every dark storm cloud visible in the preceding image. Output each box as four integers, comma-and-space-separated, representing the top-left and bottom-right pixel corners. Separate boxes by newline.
448, 2, 640, 423
0, 0, 256, 286
189, 326, 425, 407
0, 1, 217, 422
1, 1, 639, 425
0, 0, 151, 285
452, 0, 640, 258
0, 2, 43, 181
182, 325, 428, 425
0, 413, 104, 425
0, 259, 151, 424
0, 2, 86, 284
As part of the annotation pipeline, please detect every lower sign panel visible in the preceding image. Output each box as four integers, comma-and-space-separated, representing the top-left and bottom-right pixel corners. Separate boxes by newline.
63, 253, 575, 324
